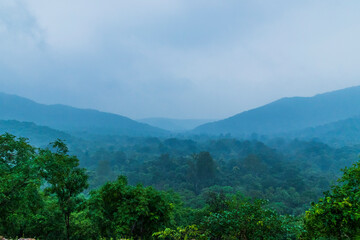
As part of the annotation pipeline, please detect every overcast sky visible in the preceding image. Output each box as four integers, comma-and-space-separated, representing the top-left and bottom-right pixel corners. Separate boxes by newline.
1, 0, 360, 119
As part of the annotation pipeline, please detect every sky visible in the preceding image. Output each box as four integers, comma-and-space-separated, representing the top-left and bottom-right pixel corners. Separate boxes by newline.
1, 0, 360, 119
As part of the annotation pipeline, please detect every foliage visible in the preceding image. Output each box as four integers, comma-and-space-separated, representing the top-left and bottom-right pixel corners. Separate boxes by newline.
37, 139, 89, 240
2, 132, 360, 240
202, 197, 288, 240
0, 134, 41, 237
303, 160, 360, 239
153, 225, 207, 240
26, 194, 66, 239
70, 204, 100, 240
79, 137, 352, 215
88, 176, 172, 239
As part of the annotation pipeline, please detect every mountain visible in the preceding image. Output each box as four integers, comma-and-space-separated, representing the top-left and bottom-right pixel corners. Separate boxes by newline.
290, 117, 360, 146
193, 86, 360, 136
0, 120, 76, 147
0, 92, 168, 137
138, 118, 214, 132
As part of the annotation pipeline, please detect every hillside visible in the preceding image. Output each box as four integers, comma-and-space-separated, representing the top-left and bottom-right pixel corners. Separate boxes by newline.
289, 117, 360, 146
0, 92, 168, 137
138, 118, 213, 132
193, 86, 360, 136
0, 120, 76, 146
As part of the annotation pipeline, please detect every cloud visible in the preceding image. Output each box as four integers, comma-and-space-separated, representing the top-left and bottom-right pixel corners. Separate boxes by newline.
1, 0, 360, 119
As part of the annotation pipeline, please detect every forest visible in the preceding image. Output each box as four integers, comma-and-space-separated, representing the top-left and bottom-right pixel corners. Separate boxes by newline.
2, 133, 360, 239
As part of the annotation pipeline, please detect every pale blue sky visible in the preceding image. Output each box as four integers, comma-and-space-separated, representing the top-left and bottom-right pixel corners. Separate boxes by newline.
1, 0, 360, 119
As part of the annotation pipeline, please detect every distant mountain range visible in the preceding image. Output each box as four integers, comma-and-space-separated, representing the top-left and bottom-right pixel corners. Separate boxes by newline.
0, 92, 168, 137
3, 86, 360, 145
194, 86, 360, 137
138, 118, 214, 132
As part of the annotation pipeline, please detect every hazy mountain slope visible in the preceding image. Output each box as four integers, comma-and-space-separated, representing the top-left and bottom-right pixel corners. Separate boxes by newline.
0, 92, 168, 136
290, 117, 360, 146
138, 118, 214, 132
194, 86, 360, 136
0, 120, 76, 146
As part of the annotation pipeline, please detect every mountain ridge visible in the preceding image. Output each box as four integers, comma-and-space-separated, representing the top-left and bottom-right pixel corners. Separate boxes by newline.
193, 85, 360, 136
138, 117, 214, 132
0, 92, 168, 137
286, 116, 360, 146
0, 119, 77, 146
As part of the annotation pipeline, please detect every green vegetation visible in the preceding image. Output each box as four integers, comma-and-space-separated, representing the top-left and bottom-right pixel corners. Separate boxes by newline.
1, 133, 360, 239
88, 176, 172, 239
38, 140, 88, 240
0, 134, 41, 237
76, 136, 358, 215
303, 161, 360, 239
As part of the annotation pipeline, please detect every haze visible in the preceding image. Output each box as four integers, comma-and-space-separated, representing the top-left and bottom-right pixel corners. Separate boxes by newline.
1, 0, 360, 119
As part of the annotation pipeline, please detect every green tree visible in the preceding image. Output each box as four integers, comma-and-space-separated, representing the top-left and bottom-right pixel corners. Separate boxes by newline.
196, 152, 216, 183
242, 154, 267, 177
89, 175, 172, 239
38, 140, 88, 240
303, 160, 360, 239
0, 133, 41, 237
205, 191, 229, 213
152, 225, 207, 240
202, 198, 288, 240
95, 159, 115, 187
26, 194, 66, 239
188, 152, 216, 193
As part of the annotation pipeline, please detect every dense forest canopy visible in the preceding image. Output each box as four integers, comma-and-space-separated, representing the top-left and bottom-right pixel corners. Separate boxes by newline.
1, 132, 360, 239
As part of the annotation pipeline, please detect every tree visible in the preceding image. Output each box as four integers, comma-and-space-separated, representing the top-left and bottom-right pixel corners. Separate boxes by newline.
303, 160, 360, 239
26, 194, 66, 240
0, 133, 41, 237
188, 152, 216, 193
152, 225, 207, 240
38, 140, 88, 240
95, 159, 115, 187
202, 197, 288, 240
196, 152, 216, 183
241, 154, 267, 177
205, 191, 229, 213
89, 175, 172, 239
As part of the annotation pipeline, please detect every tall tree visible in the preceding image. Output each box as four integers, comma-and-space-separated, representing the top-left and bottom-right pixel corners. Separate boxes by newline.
38, 140, 88, 240
188, 152, 216, 193
0, 133, 41, 237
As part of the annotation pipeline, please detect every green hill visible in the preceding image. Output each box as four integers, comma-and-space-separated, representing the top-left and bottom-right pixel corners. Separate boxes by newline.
193, 86, 360, 136
289, 117, 360, 146
0, 92, 168, 137
0, 120, 76, 147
